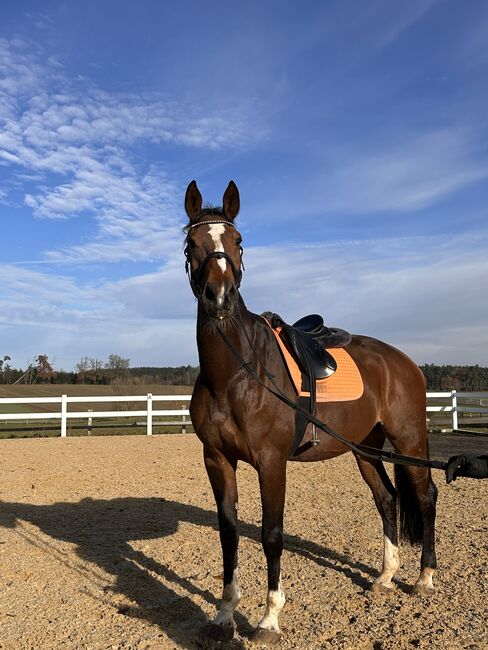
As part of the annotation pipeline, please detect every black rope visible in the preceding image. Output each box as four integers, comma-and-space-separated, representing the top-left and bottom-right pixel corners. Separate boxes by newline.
184, 233, 448, 473
217, 324, 448, 472
236, 306, 276, 382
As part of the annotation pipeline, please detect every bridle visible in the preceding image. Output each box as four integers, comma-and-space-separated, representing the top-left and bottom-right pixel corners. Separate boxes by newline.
184, 218, 245, 297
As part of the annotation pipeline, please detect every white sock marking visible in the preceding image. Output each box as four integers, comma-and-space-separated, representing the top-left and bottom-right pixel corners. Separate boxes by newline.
213, 569, 240, 628
415, 567, 434, 590
208, 223, 227, 273
375, 535, 400, 588
258, 575, 286, 633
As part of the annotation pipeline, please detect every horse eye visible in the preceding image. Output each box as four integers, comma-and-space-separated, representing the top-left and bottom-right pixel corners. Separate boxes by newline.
236, 237, 242, 246
187, 238, 196, 249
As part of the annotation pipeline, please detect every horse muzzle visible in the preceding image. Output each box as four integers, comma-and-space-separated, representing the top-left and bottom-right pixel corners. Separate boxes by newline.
202, 281, 239, 319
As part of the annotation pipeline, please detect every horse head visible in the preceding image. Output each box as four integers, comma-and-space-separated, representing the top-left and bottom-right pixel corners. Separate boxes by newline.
184, 180, 243, 320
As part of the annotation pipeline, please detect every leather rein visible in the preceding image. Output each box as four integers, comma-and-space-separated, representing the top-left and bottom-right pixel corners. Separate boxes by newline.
185, 221, 448, 473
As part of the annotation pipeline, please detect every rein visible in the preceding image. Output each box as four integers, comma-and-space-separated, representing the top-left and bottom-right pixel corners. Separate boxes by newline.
185, 217, 447, 472
216, 321, 448, 472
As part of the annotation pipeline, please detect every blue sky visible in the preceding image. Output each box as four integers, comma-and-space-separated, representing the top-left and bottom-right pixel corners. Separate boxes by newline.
1, 1, 487, 370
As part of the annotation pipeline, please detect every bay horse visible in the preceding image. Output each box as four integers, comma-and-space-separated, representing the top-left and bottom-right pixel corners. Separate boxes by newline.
184, 180, 437, 644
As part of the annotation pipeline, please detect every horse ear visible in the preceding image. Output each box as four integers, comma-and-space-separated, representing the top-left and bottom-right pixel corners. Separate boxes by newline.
185, 180, 203, 222
222, 180, 240, 220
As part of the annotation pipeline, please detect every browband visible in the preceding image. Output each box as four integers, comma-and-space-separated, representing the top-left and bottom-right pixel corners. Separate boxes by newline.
188, 219, 235, 229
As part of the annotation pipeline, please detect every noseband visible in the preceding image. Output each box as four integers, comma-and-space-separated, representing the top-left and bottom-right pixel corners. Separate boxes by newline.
184, 219, 244, 297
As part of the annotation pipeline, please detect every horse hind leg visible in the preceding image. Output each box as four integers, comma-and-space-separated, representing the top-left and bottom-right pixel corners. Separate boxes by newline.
384, 414, 438, 596
395, 462, 438, 596
355, 426, 399, 593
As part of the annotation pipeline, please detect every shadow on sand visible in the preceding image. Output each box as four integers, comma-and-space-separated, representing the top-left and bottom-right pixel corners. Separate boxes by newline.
0, 496, 399, 648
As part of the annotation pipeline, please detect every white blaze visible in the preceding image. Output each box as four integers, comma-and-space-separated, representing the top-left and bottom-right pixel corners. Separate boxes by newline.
208, 224, 227, 273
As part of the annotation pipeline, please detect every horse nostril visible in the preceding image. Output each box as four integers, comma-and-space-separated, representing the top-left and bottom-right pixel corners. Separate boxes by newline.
205, 284, 217, 302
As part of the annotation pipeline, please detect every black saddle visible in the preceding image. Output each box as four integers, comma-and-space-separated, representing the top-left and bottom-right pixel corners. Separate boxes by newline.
262, 312, 352, 457
263, 312, 351, 381
293, 314, 353, 348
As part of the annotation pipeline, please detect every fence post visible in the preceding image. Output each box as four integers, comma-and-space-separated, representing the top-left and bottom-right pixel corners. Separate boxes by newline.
181, 404, 186, 434
451, 390, 458, 431
147, 393, 153, 436
61, 394, 68, 438
87, 409, 93, 435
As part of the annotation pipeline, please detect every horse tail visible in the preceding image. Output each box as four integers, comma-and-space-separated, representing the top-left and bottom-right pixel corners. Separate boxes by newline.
394, 464, 423, 545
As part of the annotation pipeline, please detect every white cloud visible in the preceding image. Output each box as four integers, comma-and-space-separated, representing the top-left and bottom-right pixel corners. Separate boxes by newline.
242, 233, 488, 364
0, 38, 266, 264
0, 37, 47, 97
1, 27, 486, 370
1, 232, 487, 368
320, 129, 488, 214
0, 260, 197, 368
250, 127, 488, 226
376, 0, 439, 47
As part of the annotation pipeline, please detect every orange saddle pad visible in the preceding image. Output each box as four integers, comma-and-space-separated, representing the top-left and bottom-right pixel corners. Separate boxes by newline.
270, 326, 364, 402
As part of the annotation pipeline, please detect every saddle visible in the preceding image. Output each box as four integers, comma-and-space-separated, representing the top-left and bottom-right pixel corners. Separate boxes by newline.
262, 312, 352, 457
262, 312, 352, 380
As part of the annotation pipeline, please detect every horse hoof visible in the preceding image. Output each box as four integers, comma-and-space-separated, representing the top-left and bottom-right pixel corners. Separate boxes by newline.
371, 581, 395, 594
251, 627, 281, 645
412, 583, 435, 597
201, 622, 235, 641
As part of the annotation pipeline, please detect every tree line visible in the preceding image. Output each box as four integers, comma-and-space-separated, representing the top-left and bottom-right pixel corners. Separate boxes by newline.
419, 364, 488, 391
1, 354, 488, 390
0, 354, 198, 386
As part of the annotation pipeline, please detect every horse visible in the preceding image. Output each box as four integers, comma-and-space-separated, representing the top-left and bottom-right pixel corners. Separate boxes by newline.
184, 180, 438, 644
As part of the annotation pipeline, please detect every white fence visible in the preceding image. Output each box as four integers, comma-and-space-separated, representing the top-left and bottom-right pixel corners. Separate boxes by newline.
0, 394, 191, 437
427, 391, 488, 431
0, 391, 487, 437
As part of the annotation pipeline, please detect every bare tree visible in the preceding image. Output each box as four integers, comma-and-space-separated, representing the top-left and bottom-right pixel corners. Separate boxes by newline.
76, 356, 90, 384
89, 358, 104, 372
105, 354, 130, 382
105, 354, 130, 370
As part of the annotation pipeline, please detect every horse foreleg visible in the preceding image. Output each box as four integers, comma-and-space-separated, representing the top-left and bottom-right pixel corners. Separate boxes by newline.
355, 454, 399, 592
252, 459, 287, 645
204, 449, 240, 641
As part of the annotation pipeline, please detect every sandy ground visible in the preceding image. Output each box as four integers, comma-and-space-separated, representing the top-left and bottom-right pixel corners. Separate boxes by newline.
0, 434, 486, 650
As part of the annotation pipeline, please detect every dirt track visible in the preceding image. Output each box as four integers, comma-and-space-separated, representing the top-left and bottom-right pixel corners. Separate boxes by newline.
0, 434, 486, 650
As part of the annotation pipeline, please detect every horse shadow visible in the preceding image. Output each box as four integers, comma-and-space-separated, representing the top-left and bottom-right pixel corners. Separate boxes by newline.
0, 496, 402, 648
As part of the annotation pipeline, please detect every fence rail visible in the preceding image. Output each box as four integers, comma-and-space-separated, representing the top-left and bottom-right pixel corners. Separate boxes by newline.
0, 391, 487, 437
427, 391, 488, 431
0, 394, 191, 437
